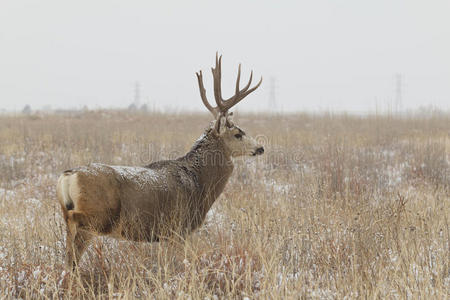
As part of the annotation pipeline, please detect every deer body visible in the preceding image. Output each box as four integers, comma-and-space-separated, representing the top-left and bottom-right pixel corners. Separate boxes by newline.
57, 54, 263, 269
58, 129, 233, 243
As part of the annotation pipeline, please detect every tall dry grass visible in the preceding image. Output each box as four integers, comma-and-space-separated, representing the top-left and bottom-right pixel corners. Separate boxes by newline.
0, 111, 448, 299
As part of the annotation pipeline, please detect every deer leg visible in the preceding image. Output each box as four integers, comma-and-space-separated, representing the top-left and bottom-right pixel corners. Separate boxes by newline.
66, 211, 93, 270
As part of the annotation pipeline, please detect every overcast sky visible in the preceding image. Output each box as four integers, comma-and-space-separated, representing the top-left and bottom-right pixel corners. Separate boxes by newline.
1, 1, 449, 113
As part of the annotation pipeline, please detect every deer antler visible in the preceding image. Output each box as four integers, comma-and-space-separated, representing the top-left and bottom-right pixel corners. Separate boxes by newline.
196, 53, 262, 117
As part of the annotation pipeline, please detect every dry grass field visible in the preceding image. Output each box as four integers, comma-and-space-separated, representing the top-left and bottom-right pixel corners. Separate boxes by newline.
0, 111, 448, 299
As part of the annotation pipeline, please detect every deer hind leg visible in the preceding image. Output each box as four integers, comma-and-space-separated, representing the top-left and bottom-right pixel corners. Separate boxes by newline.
66, 211, 93, 270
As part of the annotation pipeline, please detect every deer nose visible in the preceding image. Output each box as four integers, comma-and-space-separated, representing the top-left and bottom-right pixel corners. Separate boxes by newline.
255, 147, 264, 155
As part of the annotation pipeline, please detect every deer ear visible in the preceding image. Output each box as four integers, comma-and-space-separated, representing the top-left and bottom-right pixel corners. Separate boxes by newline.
214, 115, 227, 135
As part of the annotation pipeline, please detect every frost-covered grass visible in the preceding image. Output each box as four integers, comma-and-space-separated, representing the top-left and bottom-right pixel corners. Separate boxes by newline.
0, 111, 448, 299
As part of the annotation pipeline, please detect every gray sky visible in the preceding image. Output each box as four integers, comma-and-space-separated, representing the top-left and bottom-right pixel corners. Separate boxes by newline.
1, 1, 449, 112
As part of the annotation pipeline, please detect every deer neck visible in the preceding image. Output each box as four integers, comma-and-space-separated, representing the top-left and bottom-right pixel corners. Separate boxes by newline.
184, 129, 234, 203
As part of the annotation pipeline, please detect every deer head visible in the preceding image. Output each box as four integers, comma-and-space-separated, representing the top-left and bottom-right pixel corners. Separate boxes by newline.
196, 53, 264, 157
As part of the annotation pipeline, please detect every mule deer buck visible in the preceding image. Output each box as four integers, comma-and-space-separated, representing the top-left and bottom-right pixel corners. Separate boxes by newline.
57, 54, 264, 269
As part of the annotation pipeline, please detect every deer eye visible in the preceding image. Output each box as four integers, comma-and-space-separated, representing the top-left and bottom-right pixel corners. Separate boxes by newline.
234, 133, 243, 140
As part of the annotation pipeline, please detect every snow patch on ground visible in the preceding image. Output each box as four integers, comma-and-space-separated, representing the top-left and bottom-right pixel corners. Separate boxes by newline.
205, 205, 226, 228
0, 188, 15, 200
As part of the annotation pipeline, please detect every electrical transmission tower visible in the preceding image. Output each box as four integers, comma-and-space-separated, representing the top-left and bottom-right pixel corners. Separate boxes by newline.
395, 73, 402, 113
134, 81, 141, 108
268, 77, 277, 112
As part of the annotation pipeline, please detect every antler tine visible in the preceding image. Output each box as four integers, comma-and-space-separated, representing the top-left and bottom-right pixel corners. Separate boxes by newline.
235, 64, 241, 95
212, 53, 226, 111
196, 70, 217, 116
241, 70, 253, 93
